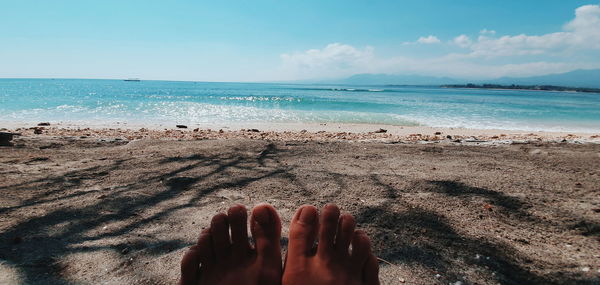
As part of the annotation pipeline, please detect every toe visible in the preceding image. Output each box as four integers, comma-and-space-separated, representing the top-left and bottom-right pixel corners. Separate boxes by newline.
196, 228, 215, 262
179, 245, 200, 285
363, 254, 380, 285
350, 230, 372, 272
210, 213, 231, 260
180, 228, 213, 285
317, 204, 340, 257
228, 204, 251, 255
250, 203, 282, 261
334, 214, 356, 256
287, 205, 319, 258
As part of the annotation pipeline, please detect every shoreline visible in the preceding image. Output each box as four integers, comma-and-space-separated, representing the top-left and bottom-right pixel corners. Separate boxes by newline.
3, 121, 600, 144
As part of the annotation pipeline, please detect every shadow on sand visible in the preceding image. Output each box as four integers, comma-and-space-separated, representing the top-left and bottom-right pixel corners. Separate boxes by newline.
0, 140, 597, 284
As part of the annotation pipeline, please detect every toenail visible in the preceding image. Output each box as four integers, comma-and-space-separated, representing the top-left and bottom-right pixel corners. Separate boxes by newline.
298, 206, 317, 224
253, 206, 273, 225
324, 203, 338, 210
341, 213, 353, 221
213, 213, 227, 222
228, 204, 246, 215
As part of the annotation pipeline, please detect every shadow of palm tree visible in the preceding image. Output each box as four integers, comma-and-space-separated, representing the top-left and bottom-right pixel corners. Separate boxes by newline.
0, 141, 291, 284
1, 140, 598, 284
353, 174, 598, 285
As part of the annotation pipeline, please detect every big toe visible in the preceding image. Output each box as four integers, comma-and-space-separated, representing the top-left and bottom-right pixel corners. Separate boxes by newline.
250, 204, 282, 261
287, 205, 319, 258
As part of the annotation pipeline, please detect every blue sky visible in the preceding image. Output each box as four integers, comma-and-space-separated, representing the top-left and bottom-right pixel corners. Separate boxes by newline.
1, 1, 599, 81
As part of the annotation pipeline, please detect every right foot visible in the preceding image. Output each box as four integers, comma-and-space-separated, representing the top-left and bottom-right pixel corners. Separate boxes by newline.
282, 204, 380, 285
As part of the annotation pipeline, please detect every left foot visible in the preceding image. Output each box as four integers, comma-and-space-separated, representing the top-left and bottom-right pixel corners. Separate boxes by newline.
180, 204, 283, 285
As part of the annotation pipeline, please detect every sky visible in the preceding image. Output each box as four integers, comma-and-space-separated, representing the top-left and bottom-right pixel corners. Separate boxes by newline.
1, 0, 600, 82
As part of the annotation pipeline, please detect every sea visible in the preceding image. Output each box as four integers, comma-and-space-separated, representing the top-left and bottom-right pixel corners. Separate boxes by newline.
1, 79, 599, 133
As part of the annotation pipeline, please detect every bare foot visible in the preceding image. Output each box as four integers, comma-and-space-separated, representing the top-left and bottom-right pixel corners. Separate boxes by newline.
180, 204, 282, 285
282, 204, 379, 285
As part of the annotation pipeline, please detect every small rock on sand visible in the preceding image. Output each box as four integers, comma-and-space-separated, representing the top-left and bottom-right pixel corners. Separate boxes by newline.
374, 128, 387, 133
176, 125, 188, 129
529, 149, 542, 155
0, 132, 18, 146
37, 122, 50, 126
434, 131, 442, 135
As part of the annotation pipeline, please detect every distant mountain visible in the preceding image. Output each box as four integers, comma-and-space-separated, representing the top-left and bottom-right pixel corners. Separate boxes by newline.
325, 69, 600, 88
324, 73, 460, 85
485, 69, 600, 88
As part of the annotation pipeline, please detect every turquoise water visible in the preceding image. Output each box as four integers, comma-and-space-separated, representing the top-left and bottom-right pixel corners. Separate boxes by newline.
1, 79, 599, 132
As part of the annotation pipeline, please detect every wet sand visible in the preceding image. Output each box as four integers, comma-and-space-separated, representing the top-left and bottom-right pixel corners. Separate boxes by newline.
0, 129, 599, 284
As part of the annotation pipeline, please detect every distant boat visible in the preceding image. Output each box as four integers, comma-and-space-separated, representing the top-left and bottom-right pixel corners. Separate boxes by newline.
124, 78, 141, 82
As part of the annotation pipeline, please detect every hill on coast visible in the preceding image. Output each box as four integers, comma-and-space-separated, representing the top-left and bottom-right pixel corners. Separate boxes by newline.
319, 69, 600, 88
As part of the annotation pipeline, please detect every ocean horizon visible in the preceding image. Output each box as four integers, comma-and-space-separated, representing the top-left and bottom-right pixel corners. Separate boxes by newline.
1, 78, 600, 133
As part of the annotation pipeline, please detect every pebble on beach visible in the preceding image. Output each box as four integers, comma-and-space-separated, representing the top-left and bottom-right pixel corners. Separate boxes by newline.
529, 149, 543, 155
3, 126, 598, 146
0, 132, 18, 146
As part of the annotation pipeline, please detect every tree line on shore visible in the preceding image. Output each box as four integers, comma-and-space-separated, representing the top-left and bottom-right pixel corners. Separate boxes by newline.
441, 84, 600, 93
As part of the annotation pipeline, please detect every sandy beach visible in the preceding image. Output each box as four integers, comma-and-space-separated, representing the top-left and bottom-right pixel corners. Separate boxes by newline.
1, 125, 599, 284
3, 121, 600, 143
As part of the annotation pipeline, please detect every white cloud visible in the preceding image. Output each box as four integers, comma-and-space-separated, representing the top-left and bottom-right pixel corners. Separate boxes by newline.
377, 56, 580, 79
417, 35, 441, 44
465, 4, 600, 57
280, 43, 375, 78
277, 42, 595, 80
563, 4, 600, 48
479, 29, 496, 35
565, 4, 600, 31
453, 35, 472, 48
276, 5, 600, 80
403, 35, 441, 45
